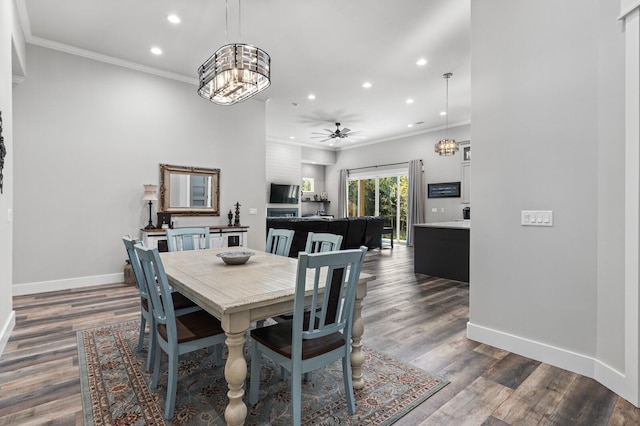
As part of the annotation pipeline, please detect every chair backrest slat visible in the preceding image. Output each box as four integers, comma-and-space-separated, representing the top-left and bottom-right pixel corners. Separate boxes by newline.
266, 228, 295, 257
293, 247, 367, 347
135, 245, 177, 339
305, 232, 343, 254
166, 227, 210, 251
122, 236, 150, 300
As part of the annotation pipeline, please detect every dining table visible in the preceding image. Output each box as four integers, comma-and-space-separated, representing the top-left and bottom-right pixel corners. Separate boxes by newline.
160, 247, 376, 426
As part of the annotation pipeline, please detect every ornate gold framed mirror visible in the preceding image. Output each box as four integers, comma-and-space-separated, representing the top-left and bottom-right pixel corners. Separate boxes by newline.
159, 164, 220, 216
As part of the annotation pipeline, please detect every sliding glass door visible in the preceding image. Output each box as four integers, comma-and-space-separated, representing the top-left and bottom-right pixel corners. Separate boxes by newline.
348, 171, 408, 243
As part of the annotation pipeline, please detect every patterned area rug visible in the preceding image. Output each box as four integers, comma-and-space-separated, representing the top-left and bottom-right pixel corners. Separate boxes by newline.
77, 320, 448, 425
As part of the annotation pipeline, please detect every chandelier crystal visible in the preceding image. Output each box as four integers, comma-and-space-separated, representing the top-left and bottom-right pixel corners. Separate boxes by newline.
197, 0, 270, 106
435, 72, 459, 156
198, 43, 270, 105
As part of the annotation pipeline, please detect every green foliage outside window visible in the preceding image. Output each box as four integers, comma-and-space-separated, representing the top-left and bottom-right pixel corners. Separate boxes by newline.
302, 177, 314, 192
348, 174, 409, 241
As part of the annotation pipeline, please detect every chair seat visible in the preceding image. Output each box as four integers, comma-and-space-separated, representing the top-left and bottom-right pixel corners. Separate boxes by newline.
158, 310, 224, 344
250, 321, 345, 360
141, 291, 198, 313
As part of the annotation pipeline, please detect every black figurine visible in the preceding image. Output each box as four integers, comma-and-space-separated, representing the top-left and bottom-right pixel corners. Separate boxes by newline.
234, 202, 241, 226
227, 209, 233, 226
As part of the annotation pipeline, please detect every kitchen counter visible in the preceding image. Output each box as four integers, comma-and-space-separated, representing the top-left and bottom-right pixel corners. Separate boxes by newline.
414, 220, 470, 229
413, 221, 470, 282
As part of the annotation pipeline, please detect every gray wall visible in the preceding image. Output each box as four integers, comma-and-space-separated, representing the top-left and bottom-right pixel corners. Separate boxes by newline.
469, 0, 624, 382
12, 45, 267, 291
326, 124, 471, 222
0, 0, 17, 353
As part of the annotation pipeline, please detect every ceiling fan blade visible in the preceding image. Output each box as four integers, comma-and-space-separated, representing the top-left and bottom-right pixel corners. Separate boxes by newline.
341, 127, 352, 134
324, 129, 334, 133
319, 138, 332, 143
311, 132, 330, 135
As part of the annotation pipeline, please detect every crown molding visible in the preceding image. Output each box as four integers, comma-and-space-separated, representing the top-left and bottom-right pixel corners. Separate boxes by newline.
335, 120, 471, 151
27, 36, 198, 85
619, 1, 640, 20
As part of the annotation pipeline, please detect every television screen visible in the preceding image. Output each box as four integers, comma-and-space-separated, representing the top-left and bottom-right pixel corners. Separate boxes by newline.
269, 183, 300, 204
428, 182, 461, 198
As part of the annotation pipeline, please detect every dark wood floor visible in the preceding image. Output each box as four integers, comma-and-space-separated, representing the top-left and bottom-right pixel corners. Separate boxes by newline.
0, 245, 638, 425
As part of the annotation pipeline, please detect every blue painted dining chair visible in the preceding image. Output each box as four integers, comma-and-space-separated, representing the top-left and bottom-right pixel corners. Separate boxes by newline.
265, 228, 295, 257
165, 227, 210, 251
122, 236, 201, 371
304, 232, 343, 253
249, 246, 368, 425
275, 232, 344, 322
134, 244, 227, 419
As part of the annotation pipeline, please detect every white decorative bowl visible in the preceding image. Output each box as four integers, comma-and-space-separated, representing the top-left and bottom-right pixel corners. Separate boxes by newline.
216, 251, 255, 265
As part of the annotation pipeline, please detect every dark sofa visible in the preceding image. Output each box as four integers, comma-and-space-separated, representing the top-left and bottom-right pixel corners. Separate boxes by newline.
266, 216, 384, 257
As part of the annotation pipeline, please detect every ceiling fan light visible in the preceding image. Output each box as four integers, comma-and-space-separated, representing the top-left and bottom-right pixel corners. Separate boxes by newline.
198, 43, 270, 106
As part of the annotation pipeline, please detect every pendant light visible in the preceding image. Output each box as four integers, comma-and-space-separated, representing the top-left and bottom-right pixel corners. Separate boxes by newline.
435, 72, 459, 156
197, 0, 271, 106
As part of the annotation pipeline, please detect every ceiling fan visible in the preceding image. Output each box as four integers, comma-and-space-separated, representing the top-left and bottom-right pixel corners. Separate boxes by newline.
310, 122, 360, 143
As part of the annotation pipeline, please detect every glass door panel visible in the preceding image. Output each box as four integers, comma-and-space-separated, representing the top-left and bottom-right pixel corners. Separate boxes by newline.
348, 174, 408, 243
378, 176, 398, 238
361, 178, 376, 216
348, 180, 358, 216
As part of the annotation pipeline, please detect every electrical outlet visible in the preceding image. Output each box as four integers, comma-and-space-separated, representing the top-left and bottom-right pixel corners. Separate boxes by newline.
431, 208, 437, 213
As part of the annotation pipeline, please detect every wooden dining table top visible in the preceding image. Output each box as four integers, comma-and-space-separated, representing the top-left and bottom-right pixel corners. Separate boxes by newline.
158, 246, 375, 426
160, 247, 375, 321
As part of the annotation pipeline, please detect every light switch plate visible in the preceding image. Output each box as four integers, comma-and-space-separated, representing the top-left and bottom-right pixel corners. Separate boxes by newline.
521, 210, 553, 226
249, 208, 258, 215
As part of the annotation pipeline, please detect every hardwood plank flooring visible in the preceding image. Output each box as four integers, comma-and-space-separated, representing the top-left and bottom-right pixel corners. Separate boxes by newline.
0, 245, 638, 425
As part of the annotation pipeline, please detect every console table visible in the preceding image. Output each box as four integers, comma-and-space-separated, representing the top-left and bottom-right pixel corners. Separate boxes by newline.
141, 226, 249, 252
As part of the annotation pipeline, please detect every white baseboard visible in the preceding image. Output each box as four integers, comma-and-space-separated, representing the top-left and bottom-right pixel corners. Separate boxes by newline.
467, 321, 630, 403
0, 311, 16, 359
13, 273, 124, 296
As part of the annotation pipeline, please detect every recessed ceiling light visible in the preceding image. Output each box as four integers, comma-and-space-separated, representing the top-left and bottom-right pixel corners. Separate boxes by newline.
407, 124, 414, 128
167, 14, 181, 24
308, 94, 316, 100
289, 136, 295, 140
150, 47, 163, 55
440, 111, 447, 116
416, 58, 428, 66
406, 98, 414, 104
362, 82, 372, 88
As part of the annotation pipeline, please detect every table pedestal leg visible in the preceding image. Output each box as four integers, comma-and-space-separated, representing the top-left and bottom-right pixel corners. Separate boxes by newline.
224, 331, 247, 426
351, 295, 365, 390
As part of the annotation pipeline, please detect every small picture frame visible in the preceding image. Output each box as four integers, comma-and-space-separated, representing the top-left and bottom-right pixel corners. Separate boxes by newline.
462, 145, 471, 163
156, 212, 172, 229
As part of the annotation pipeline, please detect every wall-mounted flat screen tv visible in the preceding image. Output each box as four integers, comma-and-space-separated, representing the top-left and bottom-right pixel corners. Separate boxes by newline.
269, 183, 300, 204
428, 182, 461, 198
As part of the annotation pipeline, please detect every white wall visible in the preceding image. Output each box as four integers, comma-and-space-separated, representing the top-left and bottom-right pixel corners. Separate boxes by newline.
0, 0, 19, 357
12, 45, 267, 294
469, 0, 628, 401
325, 124, 471, 222
266, 141, 301, 217
300, 163, 327, 216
